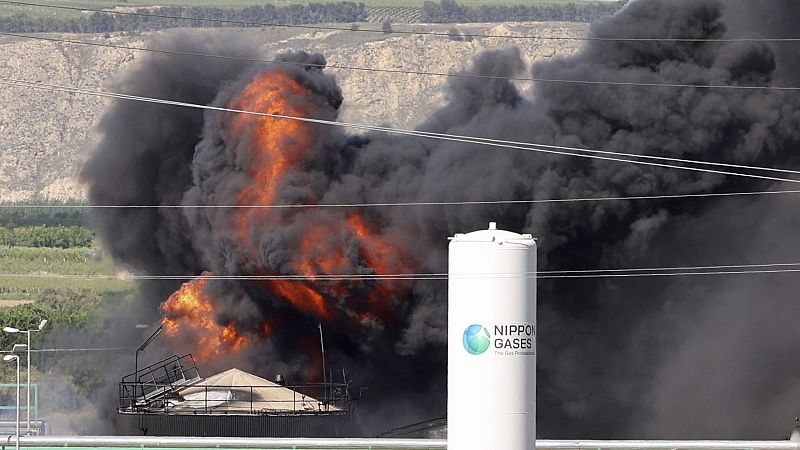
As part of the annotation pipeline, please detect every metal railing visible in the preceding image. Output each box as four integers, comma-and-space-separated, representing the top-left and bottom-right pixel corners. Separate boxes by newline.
6, 436, 800, 450
0, 384, 37, 422
119, 355, 200, 409
119, 381, 352, 415
1, 436, 443, 449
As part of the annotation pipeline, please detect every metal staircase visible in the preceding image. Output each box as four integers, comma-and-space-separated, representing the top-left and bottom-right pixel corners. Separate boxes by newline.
119, 354, 201, 411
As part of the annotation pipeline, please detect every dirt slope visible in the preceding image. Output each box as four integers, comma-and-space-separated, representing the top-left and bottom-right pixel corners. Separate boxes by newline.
0, 22, 586, 202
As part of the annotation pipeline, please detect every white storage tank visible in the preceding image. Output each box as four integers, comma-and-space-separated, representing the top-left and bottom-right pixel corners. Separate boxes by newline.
448, 222, 536, 450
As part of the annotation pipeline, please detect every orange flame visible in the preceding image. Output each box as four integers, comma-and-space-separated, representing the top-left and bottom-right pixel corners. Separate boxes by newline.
161, 277, 249, 363
227, 70, 313, 244
161, 68, 418, 373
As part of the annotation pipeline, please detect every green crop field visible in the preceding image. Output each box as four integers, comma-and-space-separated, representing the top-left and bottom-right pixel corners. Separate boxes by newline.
0, 276, 132, 300
0, 247, 110, 275
0, 246, 133, 301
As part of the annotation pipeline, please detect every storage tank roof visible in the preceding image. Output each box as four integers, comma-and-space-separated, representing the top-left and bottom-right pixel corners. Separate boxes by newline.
449, 222, 534, 245
174, 368, 334, 412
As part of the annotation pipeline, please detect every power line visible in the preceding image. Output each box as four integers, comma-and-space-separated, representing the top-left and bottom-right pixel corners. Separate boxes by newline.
0, 32, 535, 83
543, 262, 800, 274
0, 347, 132, 353
4, 32, 800, 91
1, 270, 800, 280
4, 262, 800, 281
3, 189, 800, 209
416, 130, 800, 176
5, 76, 799, 182
540, 268, 800, 279
4, 77, 800, 185
3, 0, 800, 43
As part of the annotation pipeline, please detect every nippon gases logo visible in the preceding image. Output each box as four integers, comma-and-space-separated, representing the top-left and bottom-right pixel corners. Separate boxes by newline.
462, 324, 491, 355
462, 323, 535, 356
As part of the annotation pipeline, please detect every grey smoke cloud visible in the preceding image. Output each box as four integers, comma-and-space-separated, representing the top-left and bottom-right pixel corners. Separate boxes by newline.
82, 0, 800, 437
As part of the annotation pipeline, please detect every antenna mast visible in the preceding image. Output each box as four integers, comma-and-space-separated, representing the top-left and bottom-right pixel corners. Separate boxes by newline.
318, 323, 327, 391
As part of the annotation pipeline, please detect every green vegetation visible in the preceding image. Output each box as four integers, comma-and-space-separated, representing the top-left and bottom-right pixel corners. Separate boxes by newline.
0, 246, 132, 300
0, 226, 94, 249
0, 0, 625, 31
0, 289, 137, 393
0, 0, 602, 16
0, 289, 100, 341
422, 0, 624, 23
0, 247, 108, 275
0, 208, 136, 393
0, 277, 132, 301
0, 201, 88, 228
0, 203, 132, 300
0, 2, 369, 31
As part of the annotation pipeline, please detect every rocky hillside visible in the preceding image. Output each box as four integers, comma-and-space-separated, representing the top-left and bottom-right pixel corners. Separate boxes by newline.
0, 22, 586, 202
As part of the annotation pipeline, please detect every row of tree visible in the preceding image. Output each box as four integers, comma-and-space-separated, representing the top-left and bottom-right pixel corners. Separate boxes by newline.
422, 0, 626, 23
0, 2, 367, 33
0, 226, 94, 249
0, 288, 116, 391
0, 0, 627, 33
0, 201, 87, 228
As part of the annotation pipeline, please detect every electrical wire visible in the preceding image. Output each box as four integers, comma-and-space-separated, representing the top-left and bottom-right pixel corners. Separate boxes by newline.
2, 270, 800, 280
4, 262, 800, 281
3, 189, 800, 209
3, 0, 800, 43
0, 31, 536, 83
0, 347, 132, 353
3, 77, 800, 185
5, 31, 800, 91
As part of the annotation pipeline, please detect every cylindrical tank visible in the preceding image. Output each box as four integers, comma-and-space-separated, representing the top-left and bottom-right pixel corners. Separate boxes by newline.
448, 222, 536, 450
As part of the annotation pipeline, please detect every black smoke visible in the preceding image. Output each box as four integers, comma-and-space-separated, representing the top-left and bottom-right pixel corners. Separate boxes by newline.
83, 0, 800, 438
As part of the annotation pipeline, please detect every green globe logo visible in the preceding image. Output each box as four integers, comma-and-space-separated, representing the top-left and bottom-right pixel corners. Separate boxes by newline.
463, 324, 491, 355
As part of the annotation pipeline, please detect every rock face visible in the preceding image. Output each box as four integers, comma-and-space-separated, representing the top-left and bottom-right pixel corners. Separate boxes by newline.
0, 22, 586, 202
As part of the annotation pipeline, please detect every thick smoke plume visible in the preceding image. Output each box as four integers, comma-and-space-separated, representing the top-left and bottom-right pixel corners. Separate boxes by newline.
83, 0, 800, 438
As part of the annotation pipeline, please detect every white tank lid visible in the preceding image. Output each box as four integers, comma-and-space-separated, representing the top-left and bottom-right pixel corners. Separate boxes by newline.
449, 221, 534, 246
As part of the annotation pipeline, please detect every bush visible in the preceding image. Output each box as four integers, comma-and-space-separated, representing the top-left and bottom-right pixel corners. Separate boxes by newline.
0, 201, 87, 228
422, 0, 625, 23
0, 226, 94, 249
0, 2, 369, 33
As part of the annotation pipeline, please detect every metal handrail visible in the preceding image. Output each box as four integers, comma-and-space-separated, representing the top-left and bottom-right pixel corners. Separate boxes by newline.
119, 355, 201, 408
0, 436, 445, 449
119, 382, 353, 415
121, 354, 197, 383
8, 436, 800, 450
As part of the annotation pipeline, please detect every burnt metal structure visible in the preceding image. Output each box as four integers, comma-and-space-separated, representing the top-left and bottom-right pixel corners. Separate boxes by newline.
117, 355, 357, 437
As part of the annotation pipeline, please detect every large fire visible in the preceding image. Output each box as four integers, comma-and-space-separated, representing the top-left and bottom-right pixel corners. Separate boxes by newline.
161, 277, 249, 362
160, 67, 415, 368
228, 70, 312, 245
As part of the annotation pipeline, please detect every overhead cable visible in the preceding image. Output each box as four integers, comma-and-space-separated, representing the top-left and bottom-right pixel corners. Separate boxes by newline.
3, 189, 800, 209
4, 262, 800, 281
2, 269, 800, 280
3, 77, 800, 185
4, 32, 800, 91
2, 0, 800, 43
0, 347, 132, 353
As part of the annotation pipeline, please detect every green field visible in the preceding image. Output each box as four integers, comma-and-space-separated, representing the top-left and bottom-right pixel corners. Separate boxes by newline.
0, 246, 133, 301
0, 247, 110, 275
0, 276, 132, 300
